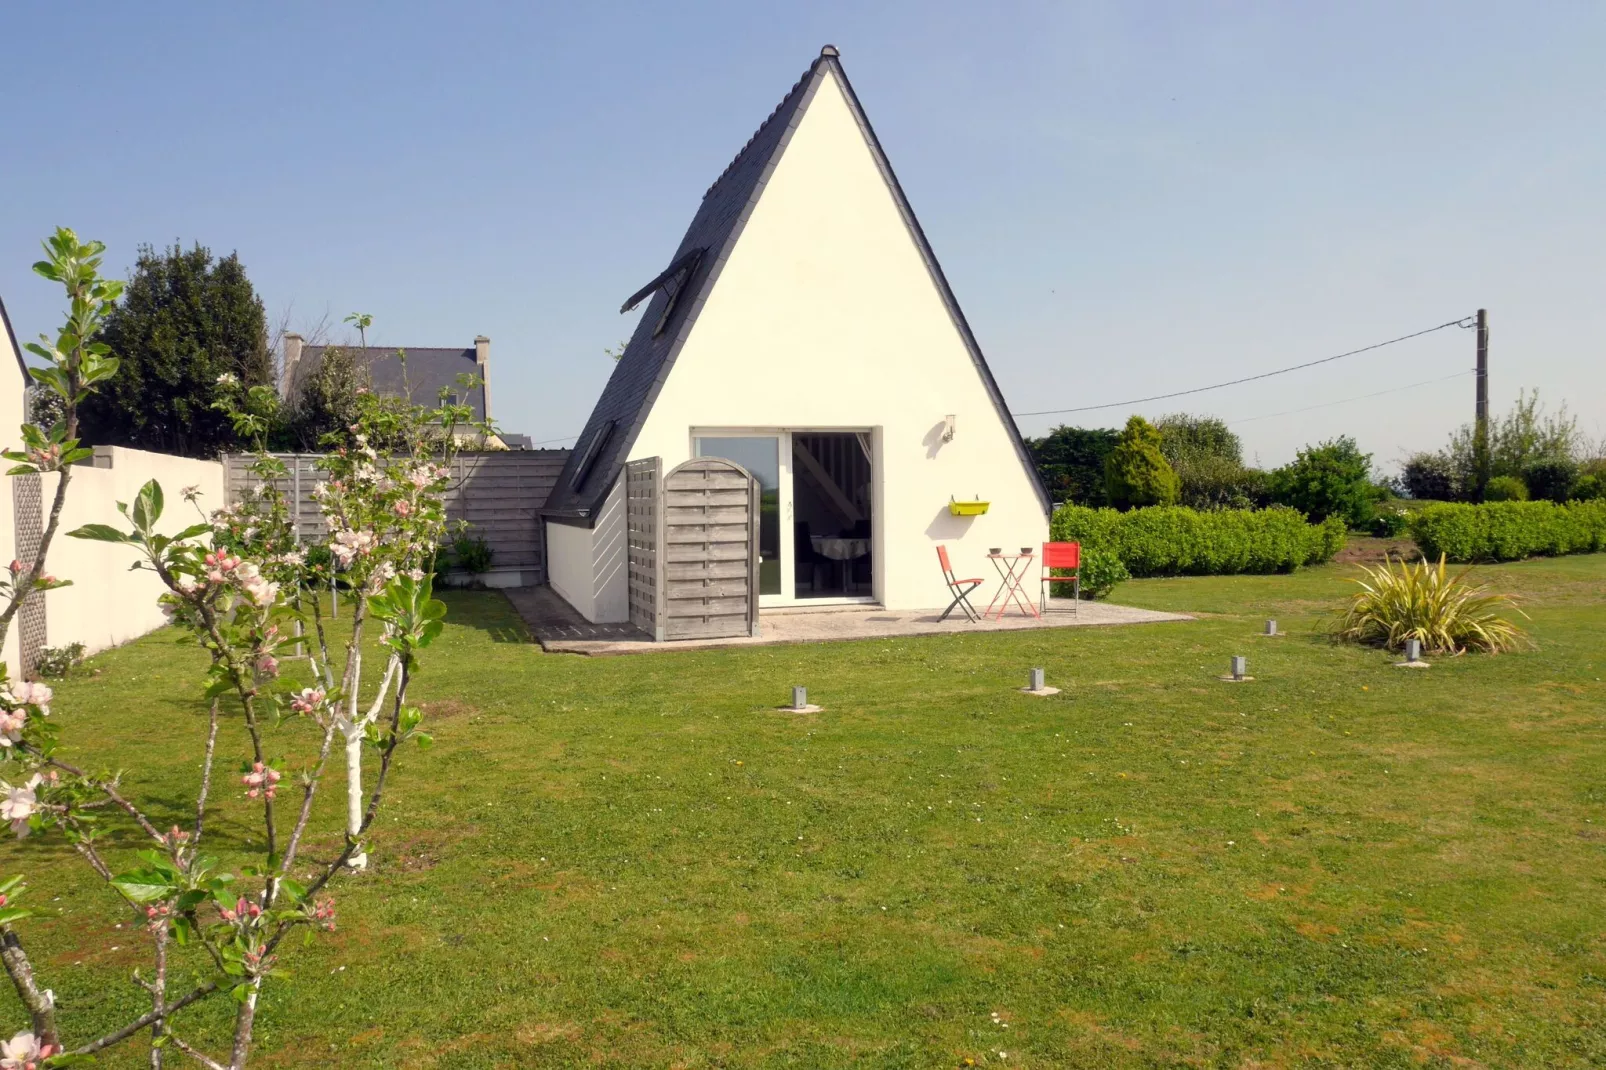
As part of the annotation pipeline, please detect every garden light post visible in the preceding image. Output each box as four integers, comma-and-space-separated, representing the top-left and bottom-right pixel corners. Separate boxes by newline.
1020, 667, 1059, 696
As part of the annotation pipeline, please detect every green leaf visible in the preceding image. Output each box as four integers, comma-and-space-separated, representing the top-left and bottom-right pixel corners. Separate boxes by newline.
132, 480, 164, 532
0, 874, 24, 897
0, 907, 33, 925
171, 522, 212, 542
67, 523, 131, 543
110, 870, 178, 903
278, 877, 307, 904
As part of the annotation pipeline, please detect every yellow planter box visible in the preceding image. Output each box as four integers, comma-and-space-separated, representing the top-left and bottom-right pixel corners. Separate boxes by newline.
948, 500, 990, 516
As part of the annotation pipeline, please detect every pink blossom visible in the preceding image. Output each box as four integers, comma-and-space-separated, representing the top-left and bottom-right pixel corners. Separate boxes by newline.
0, 1029, 57, 1069
6, 561, 19, 576
11, 681, 51, 711
290, 688, 325, 715
0, 710, 25, 747
312, 898, 337, 931
242, 762, 281, 801
0, 775, 42, 838
255, 654, 279, 679
392, 499, 412, 517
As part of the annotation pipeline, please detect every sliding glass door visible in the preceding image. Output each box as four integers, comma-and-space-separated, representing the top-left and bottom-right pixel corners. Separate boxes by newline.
693, 430, 873, 607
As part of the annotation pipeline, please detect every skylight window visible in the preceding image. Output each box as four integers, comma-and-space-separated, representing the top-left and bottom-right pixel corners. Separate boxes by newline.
619, 248, 705, 340
568, 419, 616, 491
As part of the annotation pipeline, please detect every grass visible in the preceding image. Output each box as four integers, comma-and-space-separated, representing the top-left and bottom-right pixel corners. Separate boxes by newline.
4, 556, 1606, 1067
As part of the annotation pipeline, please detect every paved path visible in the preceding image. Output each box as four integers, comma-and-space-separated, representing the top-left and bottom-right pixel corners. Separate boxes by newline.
502, 586, 1190, 656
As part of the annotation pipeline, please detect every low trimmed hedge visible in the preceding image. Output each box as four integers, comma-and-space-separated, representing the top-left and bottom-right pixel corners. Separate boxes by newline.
1050, 504, 1347, 577
1408, 500, 1606, 562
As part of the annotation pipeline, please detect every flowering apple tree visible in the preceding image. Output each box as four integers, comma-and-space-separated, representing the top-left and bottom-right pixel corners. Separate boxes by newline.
0, 231, 466, 1067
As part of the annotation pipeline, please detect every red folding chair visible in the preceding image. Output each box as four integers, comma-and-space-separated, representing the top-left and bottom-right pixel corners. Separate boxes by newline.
936, 545, 984, 622
1041, 541, 1081, 614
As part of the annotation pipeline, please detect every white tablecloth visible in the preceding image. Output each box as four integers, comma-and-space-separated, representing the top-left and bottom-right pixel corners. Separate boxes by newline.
811, 536, 869, 561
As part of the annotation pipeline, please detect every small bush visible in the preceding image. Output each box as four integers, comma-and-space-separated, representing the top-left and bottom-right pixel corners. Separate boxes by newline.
1332, 554, 1527, 654
451, 534, 494, 574
1408, 499, 1606, 562
1370, 504, 1411, 538
1484, 475, 1528, 501
1077, 547, 1130, 599
1270, 436, 1376, 527
1574, 473, 1605, 501
1401, 451, 1460, 501
1051, 503, 1345, 577
1522, 458, 1578, 503
34, 642, 86, 679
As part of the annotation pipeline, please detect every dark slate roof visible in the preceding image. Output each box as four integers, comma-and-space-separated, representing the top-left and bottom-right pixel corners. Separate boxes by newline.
297, 345, 486, 420
542, 45, 1050, 524
0, 294, 29, 382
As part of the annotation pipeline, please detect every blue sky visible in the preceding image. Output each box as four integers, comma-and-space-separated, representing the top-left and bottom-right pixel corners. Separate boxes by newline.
4, 2, 1603, 469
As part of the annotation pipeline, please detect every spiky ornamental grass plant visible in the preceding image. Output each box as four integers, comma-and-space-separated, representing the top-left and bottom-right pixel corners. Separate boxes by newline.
0, 234, 466, 1068
1332, 554, 1529, 655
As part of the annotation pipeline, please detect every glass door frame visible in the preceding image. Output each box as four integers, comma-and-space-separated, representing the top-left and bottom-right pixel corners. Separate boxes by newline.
691, 427, 876, 609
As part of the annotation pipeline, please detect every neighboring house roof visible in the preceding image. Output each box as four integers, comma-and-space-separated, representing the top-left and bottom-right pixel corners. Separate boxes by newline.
543, 45, 1049, 524
0, 294, 29, 383
297, 346, 487, 420
501, 433, 533, 449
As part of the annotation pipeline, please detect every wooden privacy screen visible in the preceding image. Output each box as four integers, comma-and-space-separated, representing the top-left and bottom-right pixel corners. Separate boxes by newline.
624, 457, 663, 639
626, 457, 759, 641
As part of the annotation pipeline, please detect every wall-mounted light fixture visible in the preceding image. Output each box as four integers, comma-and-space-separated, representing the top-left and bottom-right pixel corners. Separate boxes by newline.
942, 414, 956, 443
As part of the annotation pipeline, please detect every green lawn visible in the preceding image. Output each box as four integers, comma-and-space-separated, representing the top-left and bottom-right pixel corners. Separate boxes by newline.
5, 556, 1606, 1068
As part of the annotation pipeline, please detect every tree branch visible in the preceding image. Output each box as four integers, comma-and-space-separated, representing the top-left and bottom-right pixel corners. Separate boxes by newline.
0, 926, 57, 1048
67, 982, 221, 1056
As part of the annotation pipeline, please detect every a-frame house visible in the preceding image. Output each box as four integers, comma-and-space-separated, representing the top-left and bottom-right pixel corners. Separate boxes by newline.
543, 45, 1048, 628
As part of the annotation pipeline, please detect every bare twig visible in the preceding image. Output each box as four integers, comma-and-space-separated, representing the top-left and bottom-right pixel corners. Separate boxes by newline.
68, 981, 220, 1056
165, 1031, 228, 1070
193, 698, 220, 846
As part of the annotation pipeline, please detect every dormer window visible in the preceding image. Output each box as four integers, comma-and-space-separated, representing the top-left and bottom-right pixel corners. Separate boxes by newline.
620, 248, 705, 339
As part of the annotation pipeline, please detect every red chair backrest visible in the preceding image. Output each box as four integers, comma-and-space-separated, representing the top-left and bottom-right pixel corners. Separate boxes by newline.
1042, 541, 1080, 569
936, 544, 955, 576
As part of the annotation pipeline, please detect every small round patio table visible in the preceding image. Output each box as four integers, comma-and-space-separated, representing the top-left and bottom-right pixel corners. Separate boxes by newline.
983, 551, 1041, 620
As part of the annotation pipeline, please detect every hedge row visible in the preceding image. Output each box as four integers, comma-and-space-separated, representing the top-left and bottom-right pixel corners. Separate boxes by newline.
1408, 500, 1606, 562
1050, 504, 1347, 577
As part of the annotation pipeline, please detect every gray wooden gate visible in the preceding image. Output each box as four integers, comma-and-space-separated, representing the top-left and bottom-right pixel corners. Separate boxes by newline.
663, 458, 759, 640
624, 458, 663, 640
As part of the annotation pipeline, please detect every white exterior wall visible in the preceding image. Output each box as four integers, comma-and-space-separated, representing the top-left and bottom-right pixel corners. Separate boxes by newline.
40, 447, 227, 655
544, 479, 628, 623
623, 68, 1046, 612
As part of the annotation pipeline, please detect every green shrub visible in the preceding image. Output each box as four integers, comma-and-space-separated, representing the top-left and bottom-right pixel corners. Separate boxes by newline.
1370, 504, 1411, 538
35, 641, 86, 679
1077, 547, 1130, 599
1332, 554, 1527, 654
1484, 475, 1528, 502
1522, 458, 1578, 502
1269, 436, 1376, 526
1573, 473, 1605, 501
1103, 416, 1179, 510
452, 533, 495, 574
1407, 500, 1606, 562
1051, 503, 1345, 577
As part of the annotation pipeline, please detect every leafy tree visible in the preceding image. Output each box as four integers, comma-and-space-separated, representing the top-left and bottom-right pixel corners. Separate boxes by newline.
1442, 389, 1579, 498
1269, 436, 1376, 526
1156, 413, 1242, 465
80, 241, 271, 457
285, 343, 372, 450
1155, 413, 1267, 509
1400, 451, 1458, 501
1103, 415, 1179, 510
1025, 425, 1118, 505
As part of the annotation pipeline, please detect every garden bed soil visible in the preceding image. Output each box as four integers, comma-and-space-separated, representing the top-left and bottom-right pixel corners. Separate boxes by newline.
1336, 534, 1419, 563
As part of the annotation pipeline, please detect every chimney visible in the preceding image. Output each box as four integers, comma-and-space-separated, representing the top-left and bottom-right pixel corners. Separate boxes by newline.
473, 335, 491, 421
281, 333, 304, 398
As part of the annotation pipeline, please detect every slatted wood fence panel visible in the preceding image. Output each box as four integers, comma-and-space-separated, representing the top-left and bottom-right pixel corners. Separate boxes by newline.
224, 450, 570, 582
625, 457, 663, 640
661, 458, 758, 640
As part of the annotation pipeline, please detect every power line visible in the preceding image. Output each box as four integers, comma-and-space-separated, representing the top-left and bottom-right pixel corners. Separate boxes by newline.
1011, 316, 1475, 418
1226, 369, 1473, 426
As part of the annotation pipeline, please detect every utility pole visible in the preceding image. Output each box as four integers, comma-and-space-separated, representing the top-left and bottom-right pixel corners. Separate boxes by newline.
1473, 308, 1489, 500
